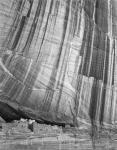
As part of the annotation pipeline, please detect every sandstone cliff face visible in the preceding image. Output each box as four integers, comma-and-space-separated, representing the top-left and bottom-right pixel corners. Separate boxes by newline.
0, 0, 116, 126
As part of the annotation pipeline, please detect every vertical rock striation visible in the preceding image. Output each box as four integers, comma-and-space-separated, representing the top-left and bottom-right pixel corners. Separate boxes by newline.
0, 0, 116, 126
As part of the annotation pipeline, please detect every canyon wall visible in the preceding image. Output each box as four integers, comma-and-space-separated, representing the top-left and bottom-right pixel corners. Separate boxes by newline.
0, 0, 117, 126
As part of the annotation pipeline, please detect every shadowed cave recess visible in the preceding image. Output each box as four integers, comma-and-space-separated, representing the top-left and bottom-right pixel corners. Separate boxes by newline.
0, 0, 117, 129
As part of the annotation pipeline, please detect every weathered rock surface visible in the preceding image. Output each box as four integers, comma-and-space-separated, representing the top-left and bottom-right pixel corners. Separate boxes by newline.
0, 0, 117, 126
0, 116, 5, 123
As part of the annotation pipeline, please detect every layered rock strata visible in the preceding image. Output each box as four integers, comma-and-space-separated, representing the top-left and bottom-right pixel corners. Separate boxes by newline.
0, 0, 116, 126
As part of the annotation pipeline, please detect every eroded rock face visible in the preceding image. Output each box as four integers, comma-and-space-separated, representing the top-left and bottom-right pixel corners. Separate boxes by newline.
0, 0, 116, 126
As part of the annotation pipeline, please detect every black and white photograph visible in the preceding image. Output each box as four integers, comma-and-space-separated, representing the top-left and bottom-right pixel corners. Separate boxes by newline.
0, 0, 117, 149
